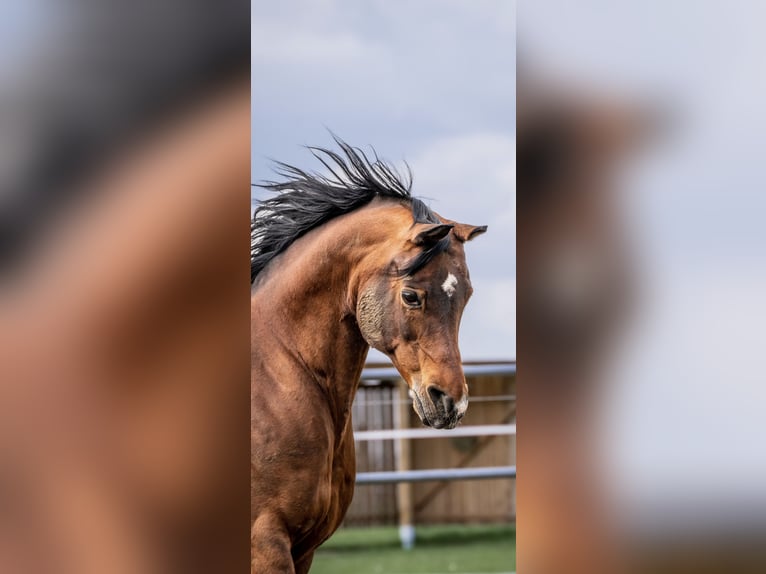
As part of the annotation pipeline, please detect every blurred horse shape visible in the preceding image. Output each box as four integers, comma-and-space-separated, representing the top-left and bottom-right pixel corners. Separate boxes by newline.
517, 74, 657, 574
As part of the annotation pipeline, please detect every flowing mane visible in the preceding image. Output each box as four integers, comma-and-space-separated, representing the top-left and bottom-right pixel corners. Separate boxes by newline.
251, 136, 447, 283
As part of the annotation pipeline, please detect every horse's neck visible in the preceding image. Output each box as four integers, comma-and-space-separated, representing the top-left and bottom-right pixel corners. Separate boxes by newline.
253, 209, 394, 427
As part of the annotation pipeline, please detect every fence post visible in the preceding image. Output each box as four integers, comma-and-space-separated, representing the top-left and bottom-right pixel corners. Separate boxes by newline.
394, 380, 415, 549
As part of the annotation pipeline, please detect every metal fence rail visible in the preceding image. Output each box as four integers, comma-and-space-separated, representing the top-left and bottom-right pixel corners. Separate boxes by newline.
360, 363, 516, 382
354, 424, 516, 442
356, 466, 517, 484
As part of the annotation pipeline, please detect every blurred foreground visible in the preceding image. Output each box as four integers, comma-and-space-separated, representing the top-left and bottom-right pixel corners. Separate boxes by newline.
518, 2, 766, 572
0, 2, 250, 573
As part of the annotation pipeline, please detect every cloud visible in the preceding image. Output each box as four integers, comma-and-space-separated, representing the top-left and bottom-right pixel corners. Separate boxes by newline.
251, 0, 514, 134
410, 133, 515, 204
459, 277, 516, 360
251, 20, 384, 67
409, 133, 516, 278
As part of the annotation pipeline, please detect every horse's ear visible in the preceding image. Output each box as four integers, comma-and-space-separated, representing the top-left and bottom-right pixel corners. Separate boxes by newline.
411, 223, 454, 246
453, 223, 488, 242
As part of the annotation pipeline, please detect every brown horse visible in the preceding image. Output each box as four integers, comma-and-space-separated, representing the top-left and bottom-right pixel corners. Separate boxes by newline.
250, 138, 486, 573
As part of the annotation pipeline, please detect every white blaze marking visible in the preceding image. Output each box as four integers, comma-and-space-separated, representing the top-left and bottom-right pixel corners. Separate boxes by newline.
441, 273, 458, 297
456, 394, 469, 416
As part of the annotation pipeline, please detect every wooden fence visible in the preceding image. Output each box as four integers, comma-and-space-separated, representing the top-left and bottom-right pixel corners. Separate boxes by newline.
343, 364, 516, 527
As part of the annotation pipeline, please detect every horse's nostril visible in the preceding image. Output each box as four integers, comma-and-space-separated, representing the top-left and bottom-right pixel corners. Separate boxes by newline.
427, 385, 444, 406
427, 386, 454, 413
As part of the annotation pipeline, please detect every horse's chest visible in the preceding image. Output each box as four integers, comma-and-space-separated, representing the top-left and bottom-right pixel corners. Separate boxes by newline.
325, 439, 356, 515
252, 379, 358, 555
303, 431, 356, 546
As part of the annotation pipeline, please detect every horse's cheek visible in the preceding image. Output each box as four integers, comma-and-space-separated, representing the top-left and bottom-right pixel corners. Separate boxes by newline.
356, 287, 386, 349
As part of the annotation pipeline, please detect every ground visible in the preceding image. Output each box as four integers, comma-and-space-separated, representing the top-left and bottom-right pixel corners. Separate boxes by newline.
311, 523, 516, 574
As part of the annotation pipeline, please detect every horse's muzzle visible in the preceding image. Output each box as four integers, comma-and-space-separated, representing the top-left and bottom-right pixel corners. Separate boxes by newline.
412, 385, 465, 429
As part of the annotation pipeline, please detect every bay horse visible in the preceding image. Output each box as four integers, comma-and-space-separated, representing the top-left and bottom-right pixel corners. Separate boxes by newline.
250, 138, 487, 573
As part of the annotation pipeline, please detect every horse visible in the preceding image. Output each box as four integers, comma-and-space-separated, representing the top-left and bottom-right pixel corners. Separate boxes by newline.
250, 137, 487, 573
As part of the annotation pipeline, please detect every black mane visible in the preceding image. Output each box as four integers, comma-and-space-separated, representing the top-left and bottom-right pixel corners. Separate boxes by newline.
251, 136, 447, 283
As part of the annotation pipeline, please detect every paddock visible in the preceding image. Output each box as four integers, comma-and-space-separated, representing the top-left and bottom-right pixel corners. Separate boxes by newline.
339, 361, 516, 540
310, 361, 516, 572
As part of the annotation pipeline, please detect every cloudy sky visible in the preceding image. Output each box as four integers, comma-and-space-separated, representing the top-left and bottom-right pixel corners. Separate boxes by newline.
251, 0, 516, 360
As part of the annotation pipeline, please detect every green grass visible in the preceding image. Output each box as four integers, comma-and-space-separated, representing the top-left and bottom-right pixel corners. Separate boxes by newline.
311, 524, 515, 574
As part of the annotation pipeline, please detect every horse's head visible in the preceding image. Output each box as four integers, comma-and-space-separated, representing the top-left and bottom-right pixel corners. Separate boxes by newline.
356, 212, 486, 429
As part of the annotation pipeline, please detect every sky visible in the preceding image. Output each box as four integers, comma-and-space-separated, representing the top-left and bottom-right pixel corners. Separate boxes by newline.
251, 0, 516, 361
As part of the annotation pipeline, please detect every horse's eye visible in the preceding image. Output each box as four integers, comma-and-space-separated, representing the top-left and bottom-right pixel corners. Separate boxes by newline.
401, 290, 421, 307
